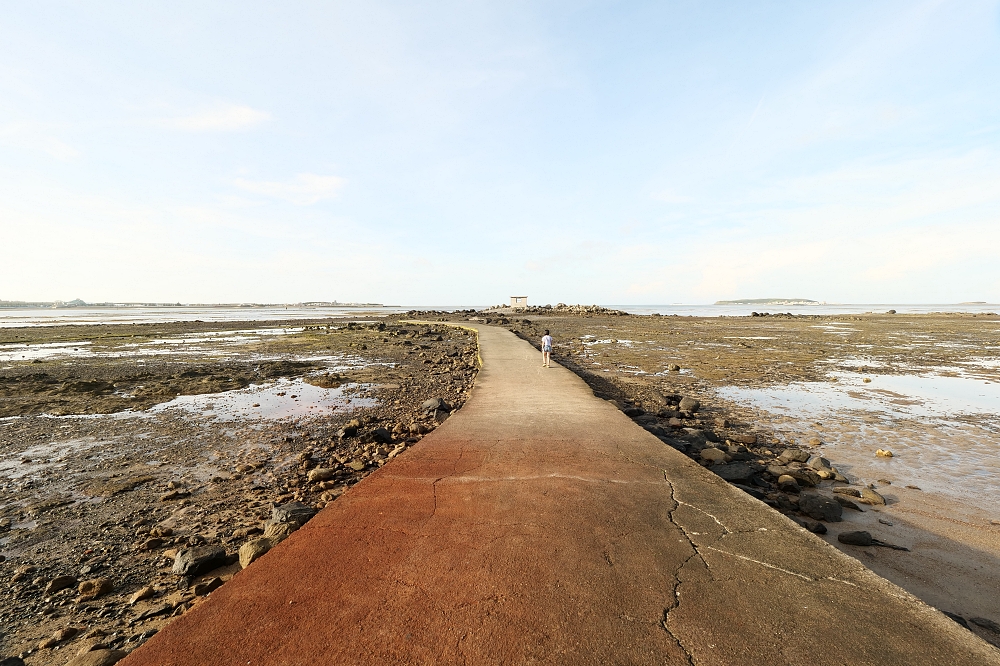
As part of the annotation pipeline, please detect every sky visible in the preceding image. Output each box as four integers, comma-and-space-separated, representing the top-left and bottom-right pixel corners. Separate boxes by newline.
2, 1, 1000, 306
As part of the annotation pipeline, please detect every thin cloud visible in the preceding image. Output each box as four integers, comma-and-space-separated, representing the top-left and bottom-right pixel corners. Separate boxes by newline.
233, 173, 346, 205
160, 105, 270, 131
0, 122, 79, 160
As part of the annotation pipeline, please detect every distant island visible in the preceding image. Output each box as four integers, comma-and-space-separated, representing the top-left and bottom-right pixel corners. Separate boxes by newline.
715, 298, 819, 306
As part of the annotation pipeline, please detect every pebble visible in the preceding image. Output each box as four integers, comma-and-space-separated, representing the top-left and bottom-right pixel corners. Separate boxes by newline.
193, 576, 223, 596
678, 397, 700, 413
876, 449, 894, 458
307, 468, 335, 482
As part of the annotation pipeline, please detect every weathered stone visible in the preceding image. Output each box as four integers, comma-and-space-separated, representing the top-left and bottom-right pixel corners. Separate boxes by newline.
78, 578, 113, 599
859, 488, 887, 505
239, 538, 273, 568
834, 496, 863, 512
970, 617, 1000, 633
171, 545, 227, 577
790, 516, 828, 534
159, 490, 190, 502
808, 456, 832, 471
420, 397, 451, 413
193, 577, 223, 596
876, 449, 894, 458
678, 397, 700, 413
787, 468, 821, 487
129, 586, 155, 604
139, 537, 164, 551
713, 462, 759, 484
798, 494, 843, 522
272, 501, 315, 525
833, 487, 861, 497
307, 468, 335, 482
44, 575, 78, 594
777, 448, 810, 464
54, 627, 80, 642
346, 460, 366, 471
777, 475, 800, 493
838, 531, 874, 547
699, 447, 728, 463
730, 433, 757, 445
0, 657, 25, 666
64, 649, 128, 666
263, 522, 296, 542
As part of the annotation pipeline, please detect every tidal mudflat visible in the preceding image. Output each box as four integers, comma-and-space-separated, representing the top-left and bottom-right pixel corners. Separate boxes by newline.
504, 307, 1000, 648
0, 319, 479, 664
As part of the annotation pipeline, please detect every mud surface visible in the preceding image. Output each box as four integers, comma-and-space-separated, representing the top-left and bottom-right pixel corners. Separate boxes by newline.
0, 318, 479, 664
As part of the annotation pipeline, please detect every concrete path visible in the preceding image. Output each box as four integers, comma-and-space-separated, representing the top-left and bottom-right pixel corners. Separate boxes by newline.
123, 325, 998, 665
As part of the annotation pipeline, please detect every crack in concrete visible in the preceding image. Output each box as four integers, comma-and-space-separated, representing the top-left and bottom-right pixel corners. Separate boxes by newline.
661, 473, 702, 666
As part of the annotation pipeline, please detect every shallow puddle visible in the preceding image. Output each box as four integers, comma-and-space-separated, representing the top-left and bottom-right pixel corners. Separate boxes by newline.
718, 369, 1000, 504
145, 377, 377, 422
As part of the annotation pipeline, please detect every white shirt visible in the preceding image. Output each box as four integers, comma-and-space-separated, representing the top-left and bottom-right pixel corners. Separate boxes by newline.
542, 335, 553, 348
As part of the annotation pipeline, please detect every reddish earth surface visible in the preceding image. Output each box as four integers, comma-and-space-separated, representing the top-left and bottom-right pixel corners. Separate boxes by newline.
122, 325, 1000, 665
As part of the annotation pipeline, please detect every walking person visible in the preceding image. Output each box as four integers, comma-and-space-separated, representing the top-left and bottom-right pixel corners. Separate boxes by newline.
541, 330, 553, 367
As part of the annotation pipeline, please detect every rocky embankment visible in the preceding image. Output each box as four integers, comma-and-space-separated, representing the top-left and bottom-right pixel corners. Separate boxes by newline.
0, 320, 480, 665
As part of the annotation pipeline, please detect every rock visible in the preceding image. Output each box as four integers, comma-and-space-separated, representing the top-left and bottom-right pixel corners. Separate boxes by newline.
139, 537, 164, 551
838, 530, 874, 546
39, 637, 59, 649
668, 364, 681, 372
239, 538, 273, 568
970, 617, 1000, 633
371, 427, 393, 444
730, 433, 757, 445
767, 464, 791, 478
272, 501, 316, 525
876, 449, 894, 458
942, 611, 969, 629
263, 522, 296, 543
878, 518, 893, 526
790, 468, 822, 487
420, 398, 451, 413
834, 496, 863, 512
64, 649, 127, 666
634, 413, 657, 425
193, 577, 223, 596
307, 468, 335, 482
129, 586, 155, 604
668, 417, 683, 428
807, 437, 823, 446
678, 397, 699, 413
643, 424, 667, 437
78, 578, 113, 600
159, 490, 191, 501
714, 417, 729, 427
232, 526, 263, 539
171, 545, 227, 576
76, 638, 108, 655
832, 487, 861, 497
53, 627, 80, 642
346, 460, 366, 471
790, 516, 828, 534
777, 448, 810, 464
623, 406, 644, 417
798, 494, 843, 522
777, 475, 800, 493
808, 456, 832, 471
858, 488, 887, 506
713, 462, 759, 484
699, 448, 728, 464
731, 483, 767, 500
658, 409, 681, 419
0, 658, 25, 666
44, 575, 78, 594
134, 603, 172, 621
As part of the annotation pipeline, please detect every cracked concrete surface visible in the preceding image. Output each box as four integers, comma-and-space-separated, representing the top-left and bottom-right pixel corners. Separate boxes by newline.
123, 325, 999, 666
